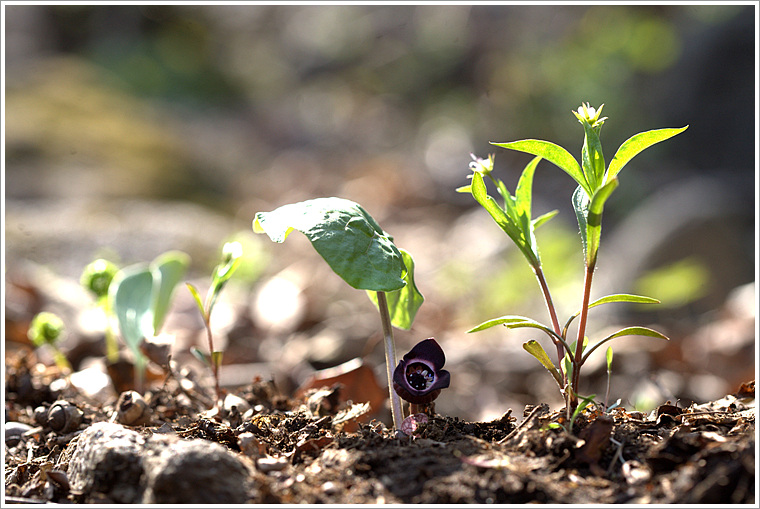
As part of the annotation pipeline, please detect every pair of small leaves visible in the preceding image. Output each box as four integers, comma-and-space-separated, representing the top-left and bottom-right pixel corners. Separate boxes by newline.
254, 197, 423, 330
186, 241, 243, 323
494, 125, 688, 266
108, 251, 190, 360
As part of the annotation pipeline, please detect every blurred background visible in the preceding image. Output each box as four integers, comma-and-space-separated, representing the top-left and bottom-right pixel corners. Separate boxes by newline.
4, 3, 756, 423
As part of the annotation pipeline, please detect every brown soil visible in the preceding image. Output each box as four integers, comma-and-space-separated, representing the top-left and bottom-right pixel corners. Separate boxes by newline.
4, 351, 755, 505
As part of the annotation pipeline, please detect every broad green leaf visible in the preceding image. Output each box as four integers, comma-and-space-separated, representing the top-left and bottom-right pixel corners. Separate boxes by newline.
254, 197, 406, 292
150, 250, 190, 334
582, 326, 669, 364
523, 340, 563, 387
607, 126, 688, 180
492, 139, 589, 195
367, 248, 424, 330
109, 263, 155, 356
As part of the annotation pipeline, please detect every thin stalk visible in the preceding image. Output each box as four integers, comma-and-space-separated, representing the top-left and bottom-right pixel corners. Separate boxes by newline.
204, 316, 222, 409
571, 262, 596, 410
533, 267, 564, 376
604, 367, 612, 412
377, 291, 404, 431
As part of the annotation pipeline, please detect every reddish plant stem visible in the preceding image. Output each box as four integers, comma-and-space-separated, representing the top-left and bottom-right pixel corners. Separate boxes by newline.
570, 261, 596, 410
534, 267, 564, 377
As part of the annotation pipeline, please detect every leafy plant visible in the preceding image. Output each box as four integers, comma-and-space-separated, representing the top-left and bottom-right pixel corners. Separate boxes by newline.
27, 311, 72, 373
108, 250, 190, 392
186, 241, 243, 409
460, 103, 687, 413
253, 197, 424, 431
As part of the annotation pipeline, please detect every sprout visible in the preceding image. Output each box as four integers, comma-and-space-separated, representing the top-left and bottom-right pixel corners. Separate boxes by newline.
27, 312, 71, 373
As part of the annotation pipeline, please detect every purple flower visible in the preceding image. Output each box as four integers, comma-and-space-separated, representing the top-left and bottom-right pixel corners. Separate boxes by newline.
393, 338, 450, 404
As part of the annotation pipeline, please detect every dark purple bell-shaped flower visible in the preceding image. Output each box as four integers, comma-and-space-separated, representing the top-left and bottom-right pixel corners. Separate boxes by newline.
393, 338, 450, 404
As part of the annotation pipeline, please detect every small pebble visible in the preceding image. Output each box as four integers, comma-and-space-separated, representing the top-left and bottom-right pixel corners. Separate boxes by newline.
256, 456, 289, 473
5, 421, 33, 447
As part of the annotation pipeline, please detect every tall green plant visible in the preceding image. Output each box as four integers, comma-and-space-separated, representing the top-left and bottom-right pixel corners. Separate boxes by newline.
187, 241, 243, 409
461, 103, 687, 413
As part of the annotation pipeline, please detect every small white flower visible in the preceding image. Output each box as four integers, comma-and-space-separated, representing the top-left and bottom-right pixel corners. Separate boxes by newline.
469, 153, 495, 176
573, 102, 607, 128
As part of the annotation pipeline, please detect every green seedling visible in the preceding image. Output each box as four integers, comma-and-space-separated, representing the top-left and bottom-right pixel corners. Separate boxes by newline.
253, 197, 424, 431
186, 241, 243, 409
80, 258, 120, 363
108, 250, 190, 392
460, 103, 687, 413
27, 311, 72, 373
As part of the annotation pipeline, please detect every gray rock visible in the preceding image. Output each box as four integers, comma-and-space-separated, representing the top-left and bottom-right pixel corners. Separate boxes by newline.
67, 422, 256, 503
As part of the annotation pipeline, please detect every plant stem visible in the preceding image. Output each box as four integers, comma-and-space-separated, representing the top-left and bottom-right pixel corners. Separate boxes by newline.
204, 317, 222, 409
376, 291, 403, 431
571, 261, 596, 410
534, 267, 564, 376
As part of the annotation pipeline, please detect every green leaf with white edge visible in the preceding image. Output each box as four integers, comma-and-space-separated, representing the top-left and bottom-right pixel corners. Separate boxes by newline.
582, 326, 669, 364
523, 340, 564, 388
492, 139, 590, 196
607, 126, 688, 181
186, 283, 208, 321
150, 250, 190, 334
367, 248, 424, 330
109, 263, 155, 356
253, 197, 406, 292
